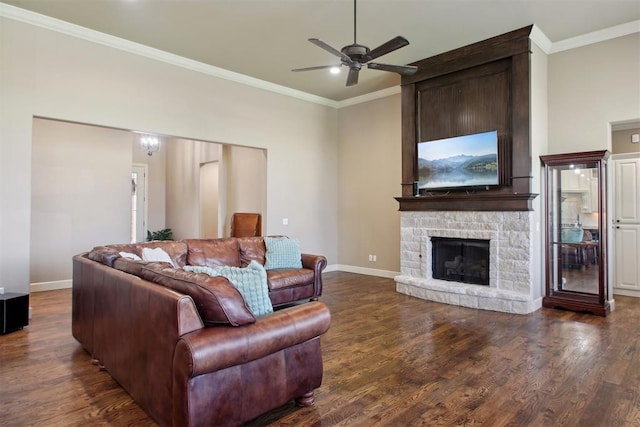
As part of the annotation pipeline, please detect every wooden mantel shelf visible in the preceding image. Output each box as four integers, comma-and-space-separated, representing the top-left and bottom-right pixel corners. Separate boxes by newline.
395, 193, 538, 212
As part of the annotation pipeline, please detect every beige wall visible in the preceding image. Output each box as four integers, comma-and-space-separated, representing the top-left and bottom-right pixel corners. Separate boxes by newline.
612, 128, 640, 154
337, 95, 401, 275
548, 33, 640, 154
3, 14, 639, 294
30, 119, 171, 284
222, 145, 267, 237
30, 119, 132, 283
165, 139, 205, 240
165, 139, 266, 240
0, 17, 338, 294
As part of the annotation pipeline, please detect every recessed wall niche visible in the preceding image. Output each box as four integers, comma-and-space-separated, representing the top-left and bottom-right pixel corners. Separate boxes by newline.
397, 26, 537, 211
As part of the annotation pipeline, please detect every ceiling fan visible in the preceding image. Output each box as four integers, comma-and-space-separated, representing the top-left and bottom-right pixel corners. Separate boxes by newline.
292, 0, 418, 86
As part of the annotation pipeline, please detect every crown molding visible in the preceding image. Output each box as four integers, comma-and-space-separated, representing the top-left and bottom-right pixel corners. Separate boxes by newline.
1, 3, 638, 108
335, 86, 400, 109
529, 24, 553, 54
0, 2, 340, 108
550, 20, 640, 54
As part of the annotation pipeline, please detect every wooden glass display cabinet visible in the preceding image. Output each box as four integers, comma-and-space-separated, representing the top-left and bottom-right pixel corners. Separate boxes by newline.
540, 150, 610, 316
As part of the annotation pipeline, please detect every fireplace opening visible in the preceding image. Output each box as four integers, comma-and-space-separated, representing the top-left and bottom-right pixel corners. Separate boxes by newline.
432, 237, 490, 285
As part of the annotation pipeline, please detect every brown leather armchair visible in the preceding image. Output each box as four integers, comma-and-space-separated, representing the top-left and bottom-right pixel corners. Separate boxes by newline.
231, 213, 262, 237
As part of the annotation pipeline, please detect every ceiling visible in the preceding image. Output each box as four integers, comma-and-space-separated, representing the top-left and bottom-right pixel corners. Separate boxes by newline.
3, 0, 639, 102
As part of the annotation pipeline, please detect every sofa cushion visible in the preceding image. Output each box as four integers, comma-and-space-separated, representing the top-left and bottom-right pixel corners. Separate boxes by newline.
185, 261, 273, 317
89, 242, 188, 268
135, 241, 188, 268
119, 251, 141, 261
267, 268, 315, 290
237, 237, 267, 267
184, 238, 241, 268
141, 263, 255, 326
263, 237, 303, 270
141, 247, 176, 267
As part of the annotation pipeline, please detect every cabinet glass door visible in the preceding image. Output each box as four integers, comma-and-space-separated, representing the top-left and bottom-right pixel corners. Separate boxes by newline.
548, 163, 599, 294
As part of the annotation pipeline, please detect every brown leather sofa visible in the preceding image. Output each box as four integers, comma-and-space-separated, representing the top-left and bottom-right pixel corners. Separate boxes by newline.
72, 237, 330, 426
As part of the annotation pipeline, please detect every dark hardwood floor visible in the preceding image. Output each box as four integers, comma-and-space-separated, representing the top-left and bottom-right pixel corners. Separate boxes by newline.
2, 271, 640, 426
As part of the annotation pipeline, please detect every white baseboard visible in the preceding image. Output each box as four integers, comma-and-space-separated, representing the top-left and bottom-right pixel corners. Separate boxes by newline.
613, 288, 640, 298
324, 264, 339, 273
333, 264, 399, 279
30, 279, 72, 292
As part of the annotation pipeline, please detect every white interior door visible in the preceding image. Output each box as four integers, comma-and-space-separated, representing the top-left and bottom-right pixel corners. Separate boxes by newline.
613, 154, 640, 295
614, 156, 640, 224
615, 225, 640, 291
131, 164, 148, 243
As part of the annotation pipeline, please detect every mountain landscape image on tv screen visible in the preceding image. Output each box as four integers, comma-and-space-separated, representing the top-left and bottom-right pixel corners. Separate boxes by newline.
417, 131, 498, 190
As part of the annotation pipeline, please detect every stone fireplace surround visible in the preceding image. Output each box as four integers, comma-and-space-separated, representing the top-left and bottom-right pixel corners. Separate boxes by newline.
395, 211, 542, 314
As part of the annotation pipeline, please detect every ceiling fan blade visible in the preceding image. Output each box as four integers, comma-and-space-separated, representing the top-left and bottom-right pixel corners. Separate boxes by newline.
309, 38, 352, 63
346, 67, 360, 86
367, 62, 418, 76
292, 64, 341, 72
362, 36, 410, 63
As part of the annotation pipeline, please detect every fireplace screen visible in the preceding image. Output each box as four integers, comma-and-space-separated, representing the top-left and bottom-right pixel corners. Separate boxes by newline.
432, 237, 489, 285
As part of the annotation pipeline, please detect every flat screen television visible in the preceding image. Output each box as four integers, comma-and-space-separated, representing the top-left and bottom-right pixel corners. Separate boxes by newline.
417, 130, 499, 191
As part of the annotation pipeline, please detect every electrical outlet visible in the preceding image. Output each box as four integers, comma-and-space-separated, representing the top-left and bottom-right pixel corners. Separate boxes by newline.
372, 255, 377, 262
282, 218, 289, 225
368, 254, 373, 262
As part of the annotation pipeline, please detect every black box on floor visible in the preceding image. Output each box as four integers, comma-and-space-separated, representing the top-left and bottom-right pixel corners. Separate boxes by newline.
1, 293, 29, 334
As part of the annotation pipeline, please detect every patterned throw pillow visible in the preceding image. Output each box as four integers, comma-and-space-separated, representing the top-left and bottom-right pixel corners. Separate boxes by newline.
185, 261, 273, 317
263, 236, 302, 270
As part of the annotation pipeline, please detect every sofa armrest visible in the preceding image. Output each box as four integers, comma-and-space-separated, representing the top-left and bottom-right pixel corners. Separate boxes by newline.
301, 253, 327, 298
174, 301, 330, 377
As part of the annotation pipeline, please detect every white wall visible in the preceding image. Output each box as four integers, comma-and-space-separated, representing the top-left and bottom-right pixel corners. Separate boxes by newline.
548, 33, 640, 154
530, 41, 549, 300
0, 17, 338, 294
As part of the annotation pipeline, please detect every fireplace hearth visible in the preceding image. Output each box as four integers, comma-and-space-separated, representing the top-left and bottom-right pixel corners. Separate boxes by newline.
432, 237, 489, 286
395, 211, 542, 314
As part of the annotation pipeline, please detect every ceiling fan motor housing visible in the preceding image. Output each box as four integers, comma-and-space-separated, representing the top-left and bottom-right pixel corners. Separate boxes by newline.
341, 44, 369, 62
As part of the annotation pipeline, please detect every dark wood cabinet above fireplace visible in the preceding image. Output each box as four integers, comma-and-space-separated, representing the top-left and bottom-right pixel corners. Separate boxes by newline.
396, 26, 537, 212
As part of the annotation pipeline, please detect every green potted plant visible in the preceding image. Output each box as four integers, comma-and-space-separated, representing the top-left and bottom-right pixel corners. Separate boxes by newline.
146, 228, 173, 241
